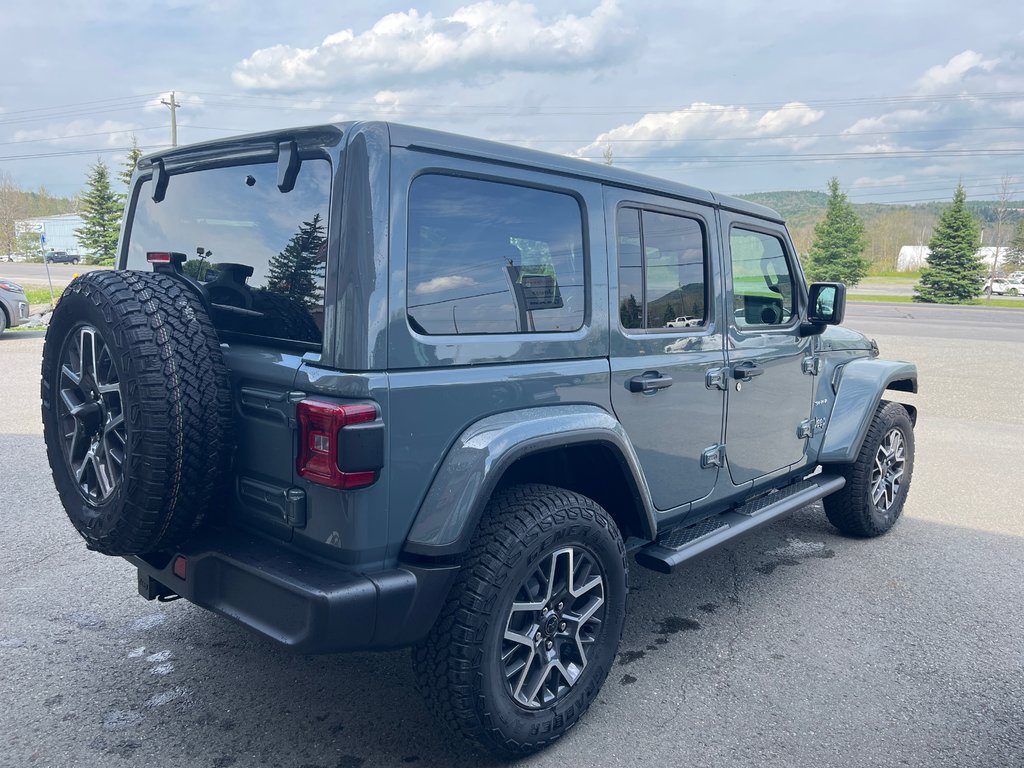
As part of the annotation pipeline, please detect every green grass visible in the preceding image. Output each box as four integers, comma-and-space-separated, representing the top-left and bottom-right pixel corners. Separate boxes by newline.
850, 293, 1024, 308
24, 286, 61, 305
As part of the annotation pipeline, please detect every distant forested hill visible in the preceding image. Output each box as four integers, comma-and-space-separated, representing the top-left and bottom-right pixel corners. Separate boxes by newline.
736, 191, 1023, 271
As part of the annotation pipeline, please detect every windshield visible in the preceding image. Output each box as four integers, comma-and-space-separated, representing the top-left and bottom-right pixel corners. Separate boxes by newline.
125, 158, 332, 347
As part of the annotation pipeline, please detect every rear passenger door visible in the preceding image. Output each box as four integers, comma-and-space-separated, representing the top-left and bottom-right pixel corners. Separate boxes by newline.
721, 214, 814, 485
606, 190, 726, 515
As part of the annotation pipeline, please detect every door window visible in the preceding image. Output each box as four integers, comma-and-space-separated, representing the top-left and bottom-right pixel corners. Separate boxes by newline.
729, 229, 796, 328
616, 207, 707, 331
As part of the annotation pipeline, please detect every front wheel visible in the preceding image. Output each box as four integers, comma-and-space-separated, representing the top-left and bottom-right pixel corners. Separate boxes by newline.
413, 484, 627, 757
824, 401, 915, 537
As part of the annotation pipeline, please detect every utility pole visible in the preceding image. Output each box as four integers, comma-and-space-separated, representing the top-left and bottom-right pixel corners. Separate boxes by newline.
160, 91, 180, 147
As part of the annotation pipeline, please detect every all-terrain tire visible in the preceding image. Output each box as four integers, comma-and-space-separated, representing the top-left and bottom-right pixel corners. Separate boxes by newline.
823, 400, 914, 537
412, 484, 627, 758
41, 270, 233, 555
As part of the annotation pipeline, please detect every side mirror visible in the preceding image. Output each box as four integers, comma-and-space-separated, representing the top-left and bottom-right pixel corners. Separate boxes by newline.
801, 282, 846, 335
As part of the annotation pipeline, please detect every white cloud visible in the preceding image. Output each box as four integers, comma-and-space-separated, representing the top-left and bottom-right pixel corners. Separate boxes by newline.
414, 275, 478, 295
841, 109, 932, 136
573, 102, 825, 158
916, 50, 999, 93
232, 0, 637, 91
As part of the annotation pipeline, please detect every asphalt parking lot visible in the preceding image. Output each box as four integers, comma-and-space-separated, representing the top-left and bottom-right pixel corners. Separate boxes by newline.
1, 303, 1022, 768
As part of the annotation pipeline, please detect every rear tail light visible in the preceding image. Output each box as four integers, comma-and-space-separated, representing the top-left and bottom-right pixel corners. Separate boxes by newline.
296, 400, 379, 489
146, 251, 187, 266
172, 556, 188, 580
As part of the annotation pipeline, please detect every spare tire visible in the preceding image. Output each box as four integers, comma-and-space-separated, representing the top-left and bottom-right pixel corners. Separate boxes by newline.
41, 270, 233, 555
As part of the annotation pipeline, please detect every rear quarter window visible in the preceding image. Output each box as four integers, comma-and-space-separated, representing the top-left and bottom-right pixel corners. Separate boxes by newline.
406, 174, 585, 335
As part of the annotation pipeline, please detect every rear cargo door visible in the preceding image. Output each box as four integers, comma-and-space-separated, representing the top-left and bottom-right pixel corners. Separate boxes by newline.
122, 150, 336, 539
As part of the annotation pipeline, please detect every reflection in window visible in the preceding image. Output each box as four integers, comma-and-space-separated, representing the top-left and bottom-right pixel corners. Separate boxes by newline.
616, 207, 707, 331
125, 159, 331, 346
729, 229, 795, 327
407, 175, 585, 335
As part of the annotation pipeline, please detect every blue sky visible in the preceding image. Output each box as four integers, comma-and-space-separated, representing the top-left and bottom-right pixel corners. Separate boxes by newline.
1, 0, 1022, 202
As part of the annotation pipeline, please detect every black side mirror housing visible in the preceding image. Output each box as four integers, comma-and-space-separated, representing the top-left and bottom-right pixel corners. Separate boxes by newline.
800, 282, 847, 336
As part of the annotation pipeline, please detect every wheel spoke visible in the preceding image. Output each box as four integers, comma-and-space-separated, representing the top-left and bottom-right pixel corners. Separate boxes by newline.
60, 364, 81, 387
521, 659, 553, 705
73, 451, 90, 483
91, 452, 113, 497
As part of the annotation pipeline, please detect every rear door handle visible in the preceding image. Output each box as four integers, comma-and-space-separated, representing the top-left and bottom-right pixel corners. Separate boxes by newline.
628, 372, 674, 393
732, 362, 765, 381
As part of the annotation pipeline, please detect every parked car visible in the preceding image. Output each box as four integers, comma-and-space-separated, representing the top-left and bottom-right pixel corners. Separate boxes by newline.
0, 278, 30, 336
40, 122, 918, 757
1003, 278, 1024, 296
44, 250, 80, 264
665, 315, 700, 327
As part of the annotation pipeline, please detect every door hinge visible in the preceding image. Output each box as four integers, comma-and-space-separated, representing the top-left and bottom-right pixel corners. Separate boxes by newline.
797, 418, 824, 439
801, 356, 821, 375
705, 368, 729, 391
701, 444, 725, 469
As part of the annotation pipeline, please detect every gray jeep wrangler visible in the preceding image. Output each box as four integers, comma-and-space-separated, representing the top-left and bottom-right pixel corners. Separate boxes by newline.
41, 122, 917, 757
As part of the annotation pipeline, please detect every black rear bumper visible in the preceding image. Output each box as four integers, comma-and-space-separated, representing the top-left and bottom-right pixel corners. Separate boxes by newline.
129, 530, 458, 654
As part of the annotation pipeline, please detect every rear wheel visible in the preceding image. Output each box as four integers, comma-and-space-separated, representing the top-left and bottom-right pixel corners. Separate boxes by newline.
824, 401, 914, 537
413, 484, 627, 757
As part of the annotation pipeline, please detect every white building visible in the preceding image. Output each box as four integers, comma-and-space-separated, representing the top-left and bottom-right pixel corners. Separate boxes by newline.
15, 213, 86, 256
896, 245, 1004, 272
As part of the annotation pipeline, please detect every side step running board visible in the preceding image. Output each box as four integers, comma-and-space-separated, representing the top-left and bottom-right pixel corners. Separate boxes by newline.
635, 474, 846, 574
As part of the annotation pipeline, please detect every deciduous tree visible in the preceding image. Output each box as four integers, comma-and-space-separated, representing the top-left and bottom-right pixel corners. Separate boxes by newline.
1005, 219, 1024, 271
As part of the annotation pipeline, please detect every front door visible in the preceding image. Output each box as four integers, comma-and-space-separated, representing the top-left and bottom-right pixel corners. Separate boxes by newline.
721, 215, 814, 485
606, 189, 726, 513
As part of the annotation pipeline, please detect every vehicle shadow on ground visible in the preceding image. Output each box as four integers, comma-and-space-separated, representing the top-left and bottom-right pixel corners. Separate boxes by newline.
16, 500, 1024, 768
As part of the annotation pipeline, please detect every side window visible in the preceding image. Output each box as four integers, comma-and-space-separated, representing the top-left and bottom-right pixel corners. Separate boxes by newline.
407, 175, 585, 335
729, 228, 796, 328
616, 207, 707, 331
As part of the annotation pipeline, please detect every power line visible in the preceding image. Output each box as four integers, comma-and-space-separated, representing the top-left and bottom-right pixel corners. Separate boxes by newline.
0, 145, 164, 162
0, 125, 166, 147
0, 93, 164, 118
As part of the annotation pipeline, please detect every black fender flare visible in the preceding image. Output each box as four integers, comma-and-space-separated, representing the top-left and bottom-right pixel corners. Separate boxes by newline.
402, 405, 657, 558
819, 358, 918, 464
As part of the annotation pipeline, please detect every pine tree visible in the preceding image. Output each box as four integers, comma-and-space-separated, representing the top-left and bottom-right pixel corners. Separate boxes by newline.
75, 159, 121, 266
805, 177, 869, 285
1005, 218, 1024, 271
619, 294, 641, 328
913, 184, 984, 304
119, 136, 143, 191
265, 214, 327, 309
